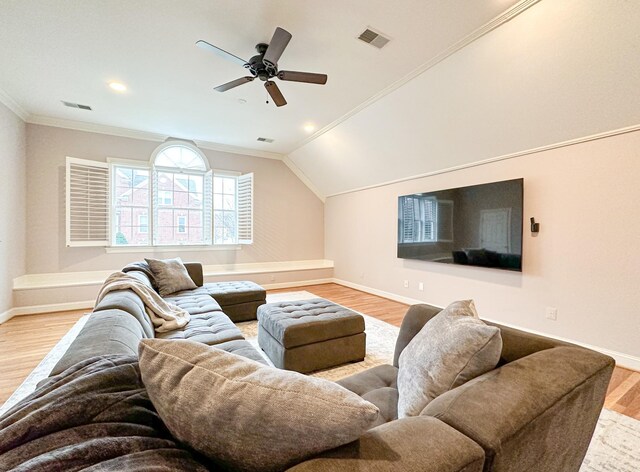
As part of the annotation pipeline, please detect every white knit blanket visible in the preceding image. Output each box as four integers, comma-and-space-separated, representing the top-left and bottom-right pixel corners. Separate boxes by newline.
96, 272, 190, 333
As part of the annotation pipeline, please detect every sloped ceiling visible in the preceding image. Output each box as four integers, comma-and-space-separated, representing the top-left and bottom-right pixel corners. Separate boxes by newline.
288, 0, 640, 197
0, 0, 521, 155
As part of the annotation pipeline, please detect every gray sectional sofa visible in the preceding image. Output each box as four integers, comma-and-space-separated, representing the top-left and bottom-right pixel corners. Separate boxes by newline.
43, 263, 613, 471
51, 262, 268, 376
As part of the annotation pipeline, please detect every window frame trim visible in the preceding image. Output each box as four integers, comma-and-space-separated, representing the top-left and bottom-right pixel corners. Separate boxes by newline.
150, 141, 210, 171
104, 151, 252, 249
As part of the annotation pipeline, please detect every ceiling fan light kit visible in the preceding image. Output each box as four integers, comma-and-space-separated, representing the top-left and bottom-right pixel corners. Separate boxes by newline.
196, 27, 328, 107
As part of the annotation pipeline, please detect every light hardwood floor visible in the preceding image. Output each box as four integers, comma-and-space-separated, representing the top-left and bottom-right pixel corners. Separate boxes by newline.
1, 283, 638, 420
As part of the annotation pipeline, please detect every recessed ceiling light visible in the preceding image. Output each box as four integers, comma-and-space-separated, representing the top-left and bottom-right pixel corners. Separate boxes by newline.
303, 123, 316, 133
108, 81, 127, 92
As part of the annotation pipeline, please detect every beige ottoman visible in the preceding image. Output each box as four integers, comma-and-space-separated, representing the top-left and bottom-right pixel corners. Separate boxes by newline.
257, 298, 366, 373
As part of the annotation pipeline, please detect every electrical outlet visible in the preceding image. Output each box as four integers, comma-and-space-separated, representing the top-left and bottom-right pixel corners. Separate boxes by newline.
269, 275, 276, 282
545, 307, 558, 320
403, 280, 409, 288
418, 282, 424, 291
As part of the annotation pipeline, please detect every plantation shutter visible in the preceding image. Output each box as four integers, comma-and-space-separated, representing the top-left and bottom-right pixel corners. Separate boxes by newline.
66, 157, 109, 246
401, 197, 415, 243
422, 198, 436, 242
237, 172, 253, 244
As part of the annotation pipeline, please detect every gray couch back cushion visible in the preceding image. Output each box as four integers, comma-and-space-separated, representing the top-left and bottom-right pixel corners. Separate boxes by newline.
50, 310, 147, 376
94, 290, 155, 338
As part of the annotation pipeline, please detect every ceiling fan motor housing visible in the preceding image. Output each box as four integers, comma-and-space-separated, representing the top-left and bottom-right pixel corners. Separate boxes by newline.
247, 44, 278, 81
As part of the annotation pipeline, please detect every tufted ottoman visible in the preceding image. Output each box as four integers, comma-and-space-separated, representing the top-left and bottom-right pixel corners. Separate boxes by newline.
257, 298, 366, 373
202, 281, 266, 322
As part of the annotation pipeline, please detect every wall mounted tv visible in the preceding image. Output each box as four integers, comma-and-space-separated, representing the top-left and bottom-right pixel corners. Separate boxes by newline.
397, 178, 523, 271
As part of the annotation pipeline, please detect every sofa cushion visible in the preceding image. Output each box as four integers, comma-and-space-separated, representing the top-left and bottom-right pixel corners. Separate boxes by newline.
51, 310, 146, 376
0, 355, 208, 471
122, 261, 158, 289
422, 347, 614, 472
145, 257, 197, 297
397, 300, 502, 418
163, 291, 223, 316
156, 311, 244, 345
138, 339, 380, 472
257, 298, 365, 348
212, 339, 268, 365
94, 289, 155, 338
202, 280, 266, 306
337, 364, 399, 427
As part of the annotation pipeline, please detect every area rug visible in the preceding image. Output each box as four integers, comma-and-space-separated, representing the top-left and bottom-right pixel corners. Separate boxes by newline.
1, 291, 640, 471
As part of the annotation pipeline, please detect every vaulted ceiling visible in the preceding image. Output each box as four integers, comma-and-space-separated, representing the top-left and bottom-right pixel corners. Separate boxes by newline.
3, 1, 638, 200
0, 0, 520, 155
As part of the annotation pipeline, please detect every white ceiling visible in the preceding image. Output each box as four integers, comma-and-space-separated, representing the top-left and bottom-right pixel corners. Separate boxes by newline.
0, 0, 521, 155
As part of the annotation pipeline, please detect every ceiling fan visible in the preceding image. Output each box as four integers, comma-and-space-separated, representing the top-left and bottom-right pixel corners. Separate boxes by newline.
196, 27, 327, 107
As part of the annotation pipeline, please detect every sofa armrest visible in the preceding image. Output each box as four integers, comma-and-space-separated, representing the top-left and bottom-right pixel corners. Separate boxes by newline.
287, 416, 484, 472
422, 346, 614, 472
393, 304, 442, 367
184, 262, 203, 287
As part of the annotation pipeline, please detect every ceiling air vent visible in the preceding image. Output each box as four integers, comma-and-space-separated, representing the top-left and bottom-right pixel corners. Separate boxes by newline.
357, 28, 390, 49
257, 137, 274, 143
62, 101, 92, 110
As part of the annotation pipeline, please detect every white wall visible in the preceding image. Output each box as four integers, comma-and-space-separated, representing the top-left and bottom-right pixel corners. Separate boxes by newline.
26, 124, 324, 274
289, 0, 640, 196
326, 129, 640, 366
0, 102, 26, 315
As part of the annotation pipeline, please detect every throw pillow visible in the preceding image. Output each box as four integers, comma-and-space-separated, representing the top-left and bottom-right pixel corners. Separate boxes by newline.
144, 257, 196, 297
138, 338, 380, 472
397, 300, 502, 418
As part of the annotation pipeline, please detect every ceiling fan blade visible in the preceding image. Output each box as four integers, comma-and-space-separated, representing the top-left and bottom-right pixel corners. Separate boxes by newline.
277, 70, 328, 85
263, 27, 292, 67
214, 76, 254, 92
196, 40, 247, 67
264, 81, 287, 107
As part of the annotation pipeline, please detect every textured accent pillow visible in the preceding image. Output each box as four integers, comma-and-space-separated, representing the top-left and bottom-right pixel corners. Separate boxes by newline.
138, 339, 380, 472
144, 257, 196, 297
397, 300, 502, 418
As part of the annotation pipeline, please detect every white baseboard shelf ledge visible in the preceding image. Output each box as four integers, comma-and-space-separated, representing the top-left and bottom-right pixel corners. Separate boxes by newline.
13, 260, 334, 291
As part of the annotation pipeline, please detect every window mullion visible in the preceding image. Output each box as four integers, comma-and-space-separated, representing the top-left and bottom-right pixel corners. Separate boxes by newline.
152, 168, 158, 246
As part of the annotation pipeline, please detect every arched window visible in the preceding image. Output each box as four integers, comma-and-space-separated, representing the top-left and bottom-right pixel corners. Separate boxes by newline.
150, 142, 211, 246
152, 143, 208, 171
103, 140, 252, 248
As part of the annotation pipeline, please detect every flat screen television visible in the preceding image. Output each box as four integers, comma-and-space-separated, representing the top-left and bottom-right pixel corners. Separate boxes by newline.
397, 178, 523, 271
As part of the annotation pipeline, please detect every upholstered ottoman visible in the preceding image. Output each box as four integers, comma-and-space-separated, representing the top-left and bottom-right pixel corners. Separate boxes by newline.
257, 298, 366, 373
202, 281, 266, 322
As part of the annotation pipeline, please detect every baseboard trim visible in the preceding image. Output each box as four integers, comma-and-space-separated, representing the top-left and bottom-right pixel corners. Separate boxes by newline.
332, 278, 424, 306
331, 278, 640, 371
0, 301, 95, 325
0, 308, 16, 324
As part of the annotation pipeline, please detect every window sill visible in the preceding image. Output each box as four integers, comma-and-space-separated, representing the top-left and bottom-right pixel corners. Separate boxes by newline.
105, 245, 242, 254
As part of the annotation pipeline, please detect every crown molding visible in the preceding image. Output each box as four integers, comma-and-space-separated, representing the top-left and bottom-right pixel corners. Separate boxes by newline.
0, 86, 29, 121
324, 122, 640, 198
26, 114, 284, 160
282, 155, 326, 203
289, 0, 541, 154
